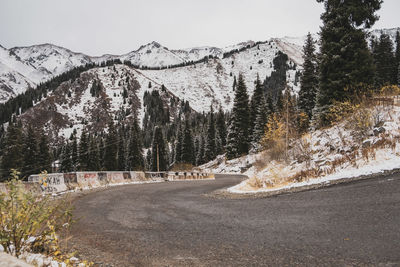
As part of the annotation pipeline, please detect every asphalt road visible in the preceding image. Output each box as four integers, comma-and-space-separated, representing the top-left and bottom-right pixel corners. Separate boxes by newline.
69, 174, 400, 266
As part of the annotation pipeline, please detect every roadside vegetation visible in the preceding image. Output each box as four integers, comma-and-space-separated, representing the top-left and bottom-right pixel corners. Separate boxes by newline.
0, 170, 92, 266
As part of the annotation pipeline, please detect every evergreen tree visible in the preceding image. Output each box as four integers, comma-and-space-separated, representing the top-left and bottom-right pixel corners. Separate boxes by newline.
60, 143, 72, 173
316, 0, 381, 125
216, 108, 227, 149
226, 74, 250, 159
104, 121, 118, 171
99, 138, 106, 170
249, 74, 263, 135
174, 123, 183, 163
252, 94, 270, 148
398, 63, 400, 86
127, 118, 144, 171
117, 130, 126, 170
232, 76, 237, 91
88, 136, 100, 171
181, 120, 194, 164
78, 128, 89, 171
151, 126, 168, 171
395, 31, 400, 76
373, 33, 396, 86
298, 33, 318, 119
145, 149, 152, 171
196, 135, 205, 165
37, 132, 52, 173
22, 125, 38, 177
71, 133, 78, 171
204, 106, 216, 162
1, 122, 24, 180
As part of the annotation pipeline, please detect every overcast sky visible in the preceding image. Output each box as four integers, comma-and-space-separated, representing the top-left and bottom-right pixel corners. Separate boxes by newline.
0, 0, 399, 56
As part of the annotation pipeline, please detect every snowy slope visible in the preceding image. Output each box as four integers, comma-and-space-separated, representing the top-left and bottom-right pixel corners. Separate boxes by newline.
1, 27, 397, 104
10, 44, 92, 77
141, 40, 300, 112
20, 64, 177, 143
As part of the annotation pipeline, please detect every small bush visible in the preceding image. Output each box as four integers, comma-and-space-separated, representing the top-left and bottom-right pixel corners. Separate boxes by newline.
325, 101, 357, 124
260, 113, 286, 160
0, 170, 72, 259
380, 85, 400, 96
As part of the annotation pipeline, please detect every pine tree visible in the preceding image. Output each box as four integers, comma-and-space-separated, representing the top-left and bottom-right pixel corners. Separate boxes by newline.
99, 138, 106, 170
181, 120, 194, 164
71, 133, 78, 171
151, 126, 168, 171
226, 74, 250, 159
117, 130, 126, 170
298, 33, 318, 119
395, 31, 400, 76
145, 149, 152, 171
316, 0, 381, 125
104, 121, 118, 171
79, 128, 89, 171
37, 132, 52, 173
1, 121, 24, 180
398, 63, 400, 86
373, 33, 396, 86
226, 119, 239, 160
127, 118, 144, 171
249, 74, 263, 135
196, 135, 205, 165
88, 136, 100, 171
232, 76, 237, 91
60, 143, 72, 173
174, 123, 183, 163
204, 106, 216, 162
22, 125, 38, 177
216, 108, 227, 150
252, 94, 270, 149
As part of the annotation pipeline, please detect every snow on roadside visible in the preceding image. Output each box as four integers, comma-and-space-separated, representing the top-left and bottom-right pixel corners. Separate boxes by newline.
202, 104, 400, 194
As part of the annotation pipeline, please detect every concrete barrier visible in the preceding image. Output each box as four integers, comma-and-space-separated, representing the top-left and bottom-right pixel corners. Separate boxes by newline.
17, 171, 214, 194
76, 172, 101, 188
106, 172, 125, 184
130, 171, 146, 181
28, 173, 67, 194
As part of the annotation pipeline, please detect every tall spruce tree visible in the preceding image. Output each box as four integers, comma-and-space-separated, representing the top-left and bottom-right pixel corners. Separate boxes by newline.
1, 121, 24, 180
38, 132, 52, 173
151, 126, 168, 171
373, 33, 396, 86
127, 118, 144, 171
204, 106, 216, 162
78, 128, 89, 171
249, 74, 264, 135
298, 33, 318, 119
117, 129, 126, 170
22, 125, 38, 177
216, 108, 227, 150
226, 74, 250, 159
316, 0, 382, 125
104, 121, 118, 171
395, 31, 400, 76
252, 94, 270, 148
196, 135, 205, 166
181, 120, 194, 164
88, 136, 100, 171
60, 142, 72, 173
174, 123, 183, 163
71, 132, 78, 171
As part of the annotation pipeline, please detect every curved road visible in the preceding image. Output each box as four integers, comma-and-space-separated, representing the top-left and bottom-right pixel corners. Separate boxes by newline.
69, 174, 400, 266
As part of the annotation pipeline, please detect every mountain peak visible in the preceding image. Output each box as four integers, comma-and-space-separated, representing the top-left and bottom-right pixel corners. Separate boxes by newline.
136, 41, 165, 52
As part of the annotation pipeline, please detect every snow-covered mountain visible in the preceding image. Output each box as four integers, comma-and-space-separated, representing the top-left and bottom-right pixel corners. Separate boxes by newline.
0, 40, 253, 103
1, 27, 398, 106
